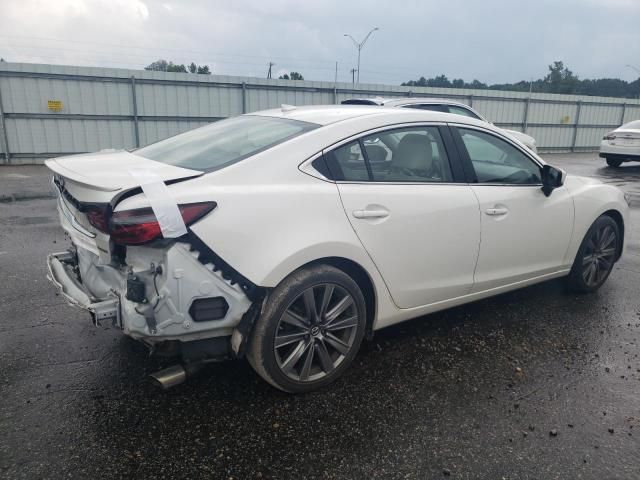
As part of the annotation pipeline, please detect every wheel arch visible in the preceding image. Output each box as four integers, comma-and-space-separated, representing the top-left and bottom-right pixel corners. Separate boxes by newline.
602, 209, 625, 260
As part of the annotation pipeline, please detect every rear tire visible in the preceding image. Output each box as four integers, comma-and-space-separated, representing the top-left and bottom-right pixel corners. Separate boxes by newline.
247, 265, 366, 393
606, 157, 623, 168
567, 215, 619, 293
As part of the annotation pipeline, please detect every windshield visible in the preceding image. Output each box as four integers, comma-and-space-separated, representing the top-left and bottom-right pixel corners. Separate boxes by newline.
135, 115, 319, 171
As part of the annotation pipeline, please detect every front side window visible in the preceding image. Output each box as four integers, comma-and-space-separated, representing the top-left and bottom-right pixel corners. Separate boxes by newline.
458, 128, 541, 184
447, 105, 482, 120
323, 126, 453, 183
136, 115, 318, 171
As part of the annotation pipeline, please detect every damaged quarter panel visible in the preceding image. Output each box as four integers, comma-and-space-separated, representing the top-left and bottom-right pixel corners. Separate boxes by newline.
138, 124, 390, 289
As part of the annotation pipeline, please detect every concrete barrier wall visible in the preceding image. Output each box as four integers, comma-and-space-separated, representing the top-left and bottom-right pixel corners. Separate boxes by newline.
1, 62, 639, 164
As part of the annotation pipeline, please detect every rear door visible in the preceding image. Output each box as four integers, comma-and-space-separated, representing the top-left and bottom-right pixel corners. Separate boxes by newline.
327, 124, 481, 309
450, 126, 574, 292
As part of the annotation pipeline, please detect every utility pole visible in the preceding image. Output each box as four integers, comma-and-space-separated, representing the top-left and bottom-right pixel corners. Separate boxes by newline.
350, 68, 357, 84
267, 62, 275, 79
344, 27, 379, 84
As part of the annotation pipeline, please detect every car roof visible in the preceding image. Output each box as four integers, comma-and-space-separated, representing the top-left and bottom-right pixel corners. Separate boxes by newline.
342, 97, 473, 108
251, 104, 488, 128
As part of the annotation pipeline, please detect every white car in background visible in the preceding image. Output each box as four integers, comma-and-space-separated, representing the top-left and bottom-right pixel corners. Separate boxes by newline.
600, 120, 640, 167
342, 97, 538, 153
46, 105, 628, 393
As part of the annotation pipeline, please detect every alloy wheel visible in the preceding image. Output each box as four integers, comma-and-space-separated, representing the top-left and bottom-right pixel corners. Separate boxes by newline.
273, 283, 360, 383
582, 224, 617, 287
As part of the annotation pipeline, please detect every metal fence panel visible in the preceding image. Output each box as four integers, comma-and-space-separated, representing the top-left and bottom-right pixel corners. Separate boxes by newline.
473, 98, 525, 125
6, 118, 135, 154
528, 102, 579, 125
1, 61, 640, 164
527, 126, 575, 149
576, 127, 610, 148
579, 104, 622, 127
622, 106, 640, 124
0, 76, 132, 115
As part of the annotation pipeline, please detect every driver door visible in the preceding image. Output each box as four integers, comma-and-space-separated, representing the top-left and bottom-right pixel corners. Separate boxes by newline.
451, 126, 574, 292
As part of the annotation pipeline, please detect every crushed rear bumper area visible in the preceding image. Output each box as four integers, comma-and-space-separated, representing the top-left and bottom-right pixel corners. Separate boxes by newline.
47, 251, 121, 327
46, 242, 254, 346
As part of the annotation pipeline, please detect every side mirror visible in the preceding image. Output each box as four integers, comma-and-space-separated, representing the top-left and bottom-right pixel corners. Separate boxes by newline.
541, 165, 565, 197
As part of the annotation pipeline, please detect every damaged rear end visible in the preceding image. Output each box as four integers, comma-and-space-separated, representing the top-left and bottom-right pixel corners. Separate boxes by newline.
45, 150, 262, 378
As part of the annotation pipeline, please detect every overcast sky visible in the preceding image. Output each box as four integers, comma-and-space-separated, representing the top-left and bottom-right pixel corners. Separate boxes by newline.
1, 0, 639, 85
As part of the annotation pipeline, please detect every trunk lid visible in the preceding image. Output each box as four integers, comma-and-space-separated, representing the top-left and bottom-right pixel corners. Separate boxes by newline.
610, 129, 640, 147
45, 150, 203, 202
46, 150, 204, 260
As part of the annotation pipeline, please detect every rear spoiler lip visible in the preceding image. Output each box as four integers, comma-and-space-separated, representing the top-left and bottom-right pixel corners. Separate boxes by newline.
44, 152, 205, 193
45, 158, 120, 192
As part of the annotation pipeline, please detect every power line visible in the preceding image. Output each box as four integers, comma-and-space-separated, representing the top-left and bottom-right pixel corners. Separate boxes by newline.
0, 34, 346, 66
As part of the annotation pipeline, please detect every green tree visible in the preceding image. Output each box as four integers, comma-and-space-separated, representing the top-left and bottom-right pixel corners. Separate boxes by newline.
145, 59, 211, 74
543, 61, 579, 94
400, 61, 638, 98
279, 71, 304, 80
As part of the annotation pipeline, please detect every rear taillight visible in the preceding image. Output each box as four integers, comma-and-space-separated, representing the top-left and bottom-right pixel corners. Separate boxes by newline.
110, 202, 216, 245
85, 205, 110, 233
603, 133, 616, 140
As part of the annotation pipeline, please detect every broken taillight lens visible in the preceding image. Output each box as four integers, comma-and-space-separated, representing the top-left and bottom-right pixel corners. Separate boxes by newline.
85, 205, 110, 233
110, 202, 216, 245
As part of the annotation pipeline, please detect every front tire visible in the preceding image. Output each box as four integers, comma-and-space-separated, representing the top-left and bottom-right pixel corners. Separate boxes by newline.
606, 157, 623, 168
247, 265, 366, 393
567, 215, 619, 293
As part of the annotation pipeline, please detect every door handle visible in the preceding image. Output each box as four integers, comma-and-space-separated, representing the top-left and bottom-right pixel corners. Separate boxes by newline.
485, 207, 509, 216
353, 209, 389, 219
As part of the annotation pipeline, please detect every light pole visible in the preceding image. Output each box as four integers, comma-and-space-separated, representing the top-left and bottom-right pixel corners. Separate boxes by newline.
626, 64, 640, 75
344, 27, 379, 84
626, 65, 640, 99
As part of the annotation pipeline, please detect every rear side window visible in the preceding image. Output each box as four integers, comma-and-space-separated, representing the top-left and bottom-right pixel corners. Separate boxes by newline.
136, 115, 318, 171
323, 126, 453, 183
323, 141, 370, 181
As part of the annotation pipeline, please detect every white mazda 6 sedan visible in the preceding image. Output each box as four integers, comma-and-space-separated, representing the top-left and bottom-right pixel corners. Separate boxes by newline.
46, 106, 629, 393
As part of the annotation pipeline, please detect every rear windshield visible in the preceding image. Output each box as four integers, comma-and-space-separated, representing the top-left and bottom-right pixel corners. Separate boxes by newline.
135, 115, 319, 171
620, 120, 640, 130
341, 99, 380, 105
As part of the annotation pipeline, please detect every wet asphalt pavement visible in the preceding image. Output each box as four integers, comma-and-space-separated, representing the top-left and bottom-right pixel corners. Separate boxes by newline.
1, 153, 639, 479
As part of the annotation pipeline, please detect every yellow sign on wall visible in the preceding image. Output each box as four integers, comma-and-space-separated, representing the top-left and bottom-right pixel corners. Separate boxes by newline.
47, 100, 63, 112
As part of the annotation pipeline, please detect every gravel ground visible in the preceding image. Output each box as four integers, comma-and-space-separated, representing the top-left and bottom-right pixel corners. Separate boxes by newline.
0, 153, 639, 479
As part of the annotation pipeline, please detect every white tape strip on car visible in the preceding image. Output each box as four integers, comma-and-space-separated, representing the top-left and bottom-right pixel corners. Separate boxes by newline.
128, 169, 187, 238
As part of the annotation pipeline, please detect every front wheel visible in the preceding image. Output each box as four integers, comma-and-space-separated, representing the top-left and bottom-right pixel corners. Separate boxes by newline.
247, 265, 366, 393
567, 215, 619, 293
606, 157, 623, 168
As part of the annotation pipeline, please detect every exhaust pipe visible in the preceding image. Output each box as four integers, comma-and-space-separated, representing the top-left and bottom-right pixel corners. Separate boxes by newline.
149, 362, 206, 389
150, 364, 187, 389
